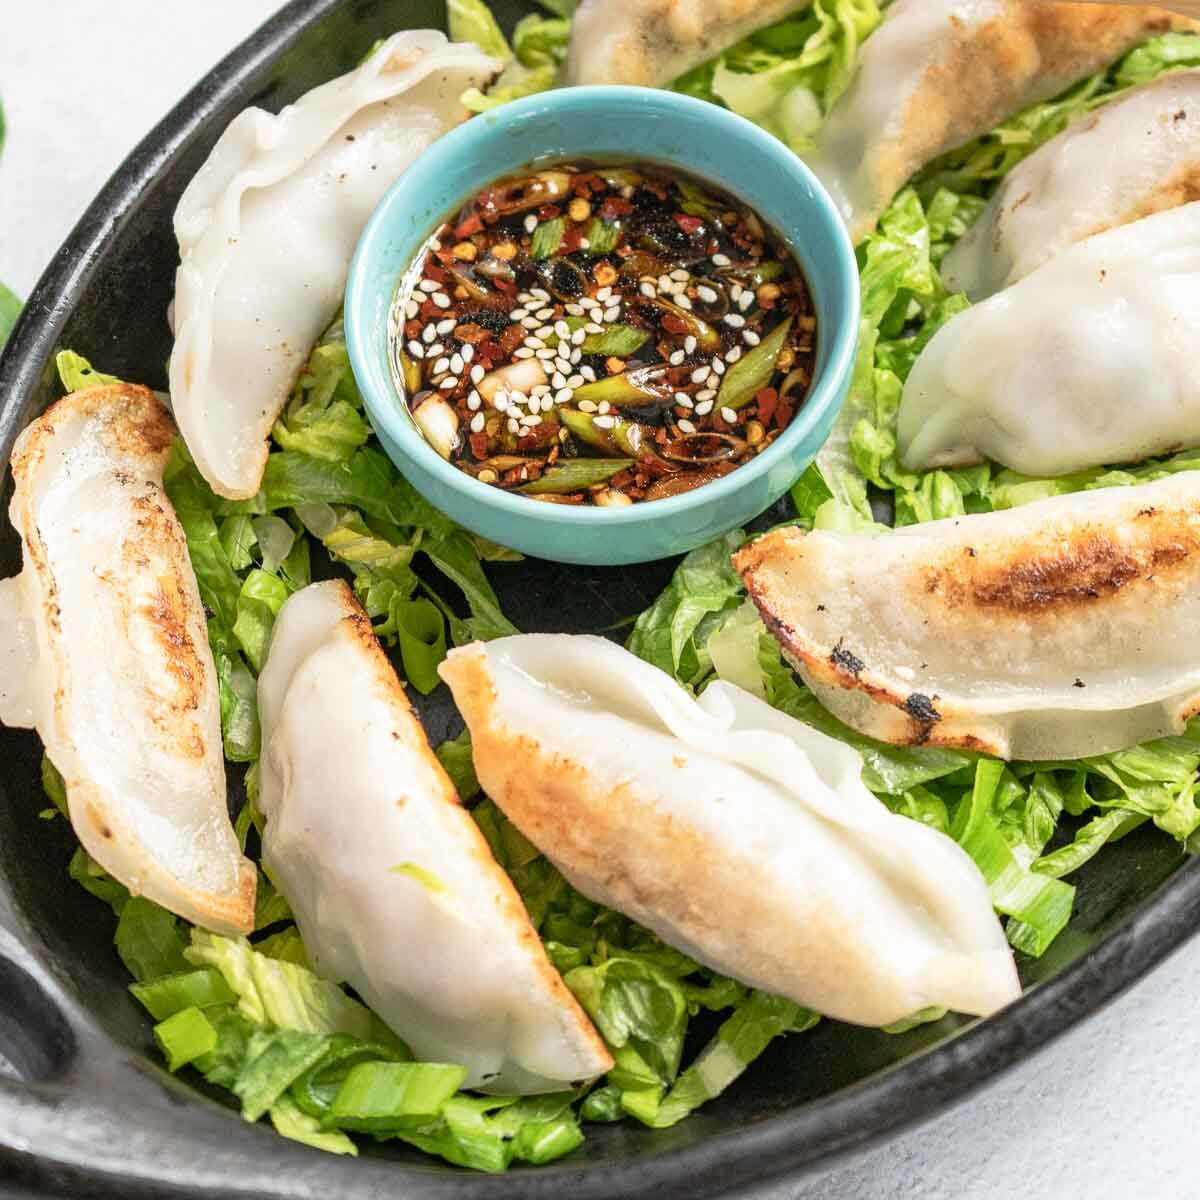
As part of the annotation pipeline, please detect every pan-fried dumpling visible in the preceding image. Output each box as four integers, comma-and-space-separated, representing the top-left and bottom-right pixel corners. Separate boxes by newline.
564, 0, 809, 87
439, 635, 1019, 1028
0, 385, 255, 933
736, 472, 1200, 761
257, 581, 612, 1093
170, 31, 498, 499
942, 70, 1200, 299
805, 0, 1190, 243
899, 203, 1200, 476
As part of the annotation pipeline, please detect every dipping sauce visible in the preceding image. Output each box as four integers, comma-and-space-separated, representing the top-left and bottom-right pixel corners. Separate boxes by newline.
389, 162, 817, 505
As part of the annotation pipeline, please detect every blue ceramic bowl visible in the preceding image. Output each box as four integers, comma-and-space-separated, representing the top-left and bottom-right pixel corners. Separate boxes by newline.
345, 86, 858, 566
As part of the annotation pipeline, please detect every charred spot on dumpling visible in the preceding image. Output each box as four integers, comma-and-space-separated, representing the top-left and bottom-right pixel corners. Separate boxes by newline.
903, 693, 940, 724
830, 641, 865, 677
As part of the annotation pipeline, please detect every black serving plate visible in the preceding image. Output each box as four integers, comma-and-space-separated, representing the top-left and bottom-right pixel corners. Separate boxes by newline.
2, 2, 1200, 1196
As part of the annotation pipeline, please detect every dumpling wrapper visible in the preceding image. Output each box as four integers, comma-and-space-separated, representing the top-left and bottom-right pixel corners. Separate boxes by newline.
805, 0, 1192, 244
257, 581, 612, 1094
899, 202, 1200, 476
0, 385, 254, 933
439, 634, 1019, 1028
564, 0, 809, 87
942, 69, 1200, 300
170, 31, 498, 499
736, 472, 1200, 761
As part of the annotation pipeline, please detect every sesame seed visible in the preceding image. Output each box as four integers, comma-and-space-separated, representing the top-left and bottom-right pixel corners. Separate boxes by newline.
572, 328, 588, 346
532, 384, 552, 397
525, 414, 543, 427
696, 388, 717, 402
720, 406, 738, 423
677, 418, 697, 434
432, 293, 451, 309
470, 364, 485, 383
467, 390, 482, 411
433, 357, 450, 374
407, 341, 425, 359
514, 348, 535, 359
675, 295, 693, 311
428, 343, 445, 359
510, 307, 528, 320
405, 299, 419, 319
604, 306, 621, 322
696, 286, 718, 304
585, 322, 605, 335
725, 346, 742, 363
581, 239, 591, 250
670, 269, 690, 282
730, 283, 743, 300
521, 316, 540, 330
508, 418, 520, 433
567, 374, 585, 388
462, 344, 475, 363
580, 296, 601, 310
418, 279, 439, 293
581, 366, 597, 382
712, 253, 731, 267
695, 399, 714, 416
738, 292, 754, 312
743, 329, 761, 346
621, 185, 635, 198
536, 307, 555, 320
566, 303, 585, 316
535, 325, 555, 340
517, 292, 534, 303
570, 348, 583, 363
437, 318, 456, 335
578, 399, 598, 413
552, 372, 567, 389
596, 286, 613, 302
658, 275, 672, 292
511, 391, 529, 407
640, 282, 657, 299
536, 348, 557, 361
470, 412, 485, 433
669, 350, 686, 366
422, 325, 437, 344
429, 237, 443, 251
555, 356, 572, 374
593, 415, 616, 429
598, 401, 612, 414
554, 320, 571, 340
712, 358, 726, 376
439, 377, 456, 390
684, 335, 697, 354
524, 214, 538, 234
691, 366, 711, 383
725, 312, 746, 328
531, 288, 551, 301
674, 392, 694, 409
478, 469, 498, 484
554, 388, 573, 405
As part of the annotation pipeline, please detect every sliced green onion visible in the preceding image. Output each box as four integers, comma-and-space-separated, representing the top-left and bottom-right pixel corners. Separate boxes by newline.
269, 1095, 358, 1156
394, 597, 447, 694
130, 968, 236, 1021
519, 459, 632, 495
510, 1117, 584, 1164
580, 324, 649, 357
530, 218, 565, 260
716, 317, 791, 410
572, 366, 672, 407
585, 218, 621, 254
326, 1062, 466, 1132
154, 1007, 218, 1073
290, 1034, 407, 1120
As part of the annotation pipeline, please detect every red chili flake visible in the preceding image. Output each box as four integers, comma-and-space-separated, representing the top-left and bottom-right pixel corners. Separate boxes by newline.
454, 322, 491, 344
661, 315, 690, 335
454, 213, 484, 239
705, 239, 720, 256
404, 319, 422, 339
419, 299, 441, 321
610, 469, 636, 489
774, 397, 796, 429
468, 431, 490, 460
517, 424, 561, 451
497, 324, 526, 356
561, 226, 584, 255
755, 387, 779, 427
493, 277, 517, 296
424, 262, 448, 283
538, 204, 562, 221
599, 197, 634, 220
673, 214, 704, 236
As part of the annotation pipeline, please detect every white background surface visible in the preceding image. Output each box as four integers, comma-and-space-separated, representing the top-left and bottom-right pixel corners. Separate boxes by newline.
1, 5, 1198, 1198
